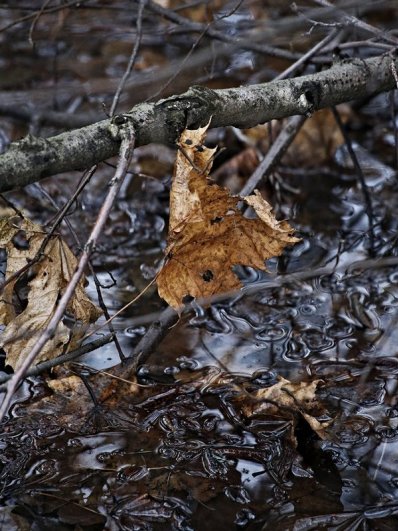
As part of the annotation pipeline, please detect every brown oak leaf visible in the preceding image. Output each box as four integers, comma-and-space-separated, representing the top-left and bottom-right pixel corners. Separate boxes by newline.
157, 124, 300, 309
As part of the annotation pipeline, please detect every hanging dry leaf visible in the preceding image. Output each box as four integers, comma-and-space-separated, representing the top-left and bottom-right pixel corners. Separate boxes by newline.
0, 216, 101, 370
157, 124, 300, 309
237, 376, 331, 440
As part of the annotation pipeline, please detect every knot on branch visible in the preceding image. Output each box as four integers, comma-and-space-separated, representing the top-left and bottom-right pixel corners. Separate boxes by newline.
294, 81, 322, 117
155, 84, 220, 132
109, 113, 135, 141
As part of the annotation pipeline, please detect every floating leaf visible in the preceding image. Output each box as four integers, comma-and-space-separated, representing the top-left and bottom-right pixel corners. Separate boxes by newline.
157, 124, 300, 309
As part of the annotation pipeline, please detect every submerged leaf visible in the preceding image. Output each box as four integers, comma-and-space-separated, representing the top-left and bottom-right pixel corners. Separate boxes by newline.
0, 216, 101, 370
157, 124, 300, 309
238, 376, 331, 440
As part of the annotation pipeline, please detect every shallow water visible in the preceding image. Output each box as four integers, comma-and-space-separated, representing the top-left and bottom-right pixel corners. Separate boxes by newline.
2, 1, 398, 529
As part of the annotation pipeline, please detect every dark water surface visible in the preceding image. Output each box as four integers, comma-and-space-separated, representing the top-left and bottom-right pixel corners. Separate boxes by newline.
2, 1, 398, 530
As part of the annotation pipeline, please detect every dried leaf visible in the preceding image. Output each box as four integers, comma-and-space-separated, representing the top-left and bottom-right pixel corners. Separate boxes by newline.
238, 376, 331, 440
0, 216, 101, 370
157, 124, 300, 309
244, 107, 349, 166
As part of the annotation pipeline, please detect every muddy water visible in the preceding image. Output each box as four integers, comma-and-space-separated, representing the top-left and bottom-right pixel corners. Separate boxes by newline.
2, 150, 398, 529
2, 2, 398, 529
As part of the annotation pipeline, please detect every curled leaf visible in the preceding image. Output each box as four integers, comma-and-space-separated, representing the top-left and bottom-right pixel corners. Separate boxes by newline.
157, 124, 300, 309
0, 216, 101, 370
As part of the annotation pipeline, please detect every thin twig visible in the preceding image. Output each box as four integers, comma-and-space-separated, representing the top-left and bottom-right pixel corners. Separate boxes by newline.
122, 306, 179, 376
110, 0, 146, 116
0, 122, 136, 422
33, 181, 127, 363
331, 106, 375, 256
312, 0, 398, 45
0, 0, 91, 33
143, 0, 327, 63
28, 0, 51, 47
275, 28, 342, 81
240, 115, 306, 197
0, 334, 113, 387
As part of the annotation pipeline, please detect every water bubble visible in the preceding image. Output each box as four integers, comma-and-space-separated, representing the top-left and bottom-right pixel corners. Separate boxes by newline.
336, 416, 372, 446
255, 325, 287, 342
375, 425, 398, 442
124, 325, 146, 338
284, 338, 309, 361
117, 465, 149, 482
251, 369, 278, 387
177, 357, 199, 370
299, 304, 317, 315
67, 438, 82, 448
164, 366, 180, 375
96, 452, 113, 463
235, 508, 256, 526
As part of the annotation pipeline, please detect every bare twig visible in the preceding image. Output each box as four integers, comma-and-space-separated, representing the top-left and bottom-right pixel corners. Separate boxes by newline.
122, 306, 179, 376
28, 0, 51, 47
33, 181, 128, 363
0, 334, 113, 387
110, 0, 147, 116
0, 0, 91, 33
331, 106, 375, 256
312, 0, 398, 45
240, 115, 306, 196
275, 28, 342, 81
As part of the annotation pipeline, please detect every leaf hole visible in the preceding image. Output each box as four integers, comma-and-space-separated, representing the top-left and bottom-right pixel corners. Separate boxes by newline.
11, 230, 30, 251
202, 269, 214, 282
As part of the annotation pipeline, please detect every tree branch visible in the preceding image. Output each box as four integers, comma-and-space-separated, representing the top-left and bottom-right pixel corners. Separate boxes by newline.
1, 52, 397, 193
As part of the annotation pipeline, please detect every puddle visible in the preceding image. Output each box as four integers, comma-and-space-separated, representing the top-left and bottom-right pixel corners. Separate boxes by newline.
2, 2, 398, 530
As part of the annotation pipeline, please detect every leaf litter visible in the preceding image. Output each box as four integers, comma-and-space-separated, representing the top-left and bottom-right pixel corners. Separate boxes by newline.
0, 127, 331, 529
0, 363, 335, 528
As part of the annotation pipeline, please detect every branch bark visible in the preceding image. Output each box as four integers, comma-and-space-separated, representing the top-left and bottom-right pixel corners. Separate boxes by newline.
1, 53, 397, 193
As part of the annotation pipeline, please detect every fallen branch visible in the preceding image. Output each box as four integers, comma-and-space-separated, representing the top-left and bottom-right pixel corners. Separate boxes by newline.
1, 52, 397, 193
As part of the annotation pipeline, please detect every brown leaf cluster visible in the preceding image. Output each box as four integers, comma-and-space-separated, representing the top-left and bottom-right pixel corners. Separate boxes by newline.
157, 124, 300, 309
237, 375, 331, 440
0, 215, 101, 370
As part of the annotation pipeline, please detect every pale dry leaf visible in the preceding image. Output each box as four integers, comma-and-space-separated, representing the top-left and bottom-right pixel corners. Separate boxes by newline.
244, 107, 349, 166
0, 217, 45, 324
0, 216, 101, 370
157, 124, 300, 310
239, 376, 331, 440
